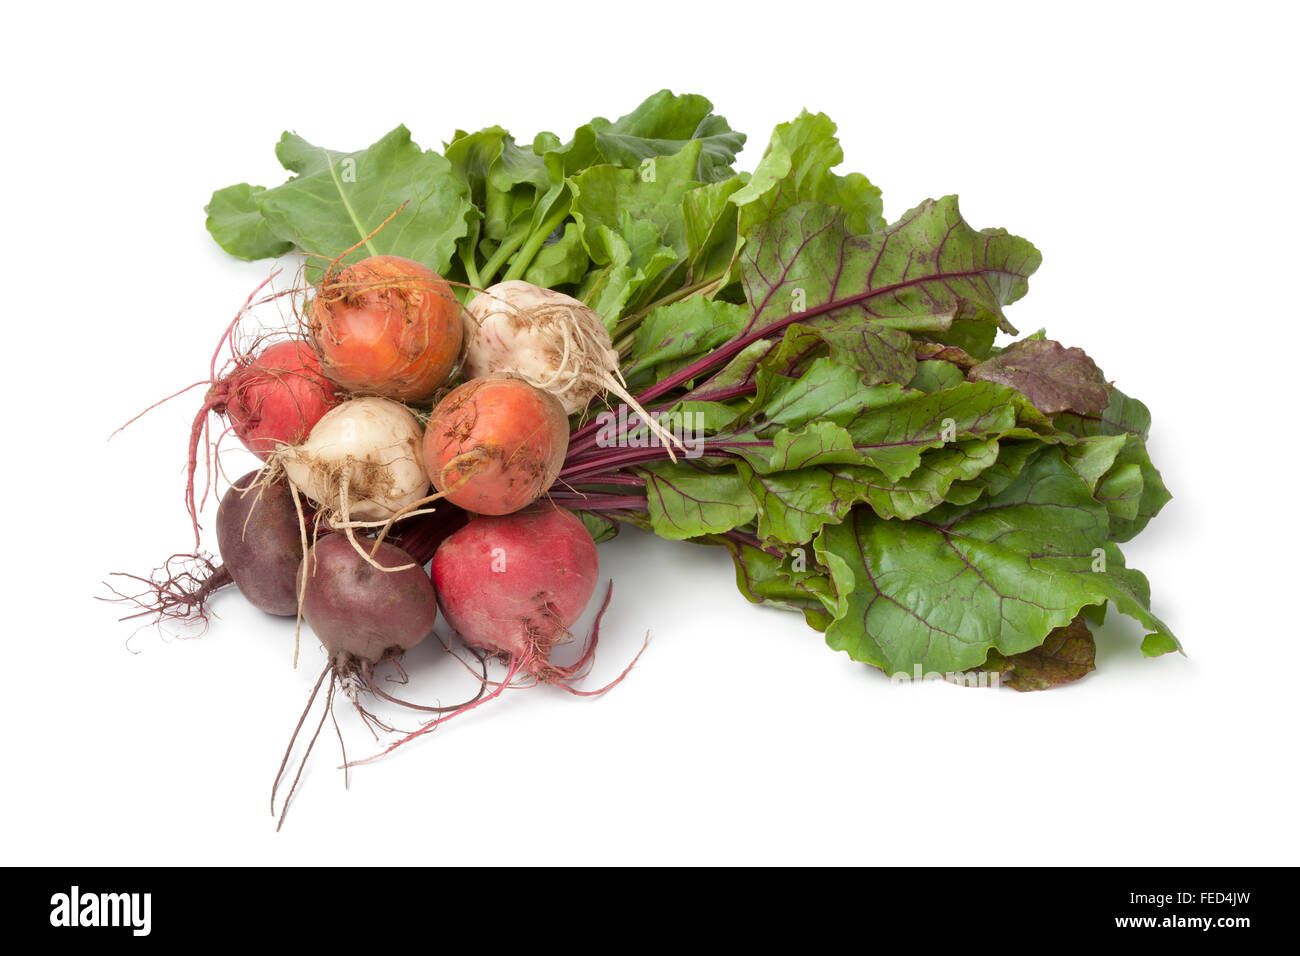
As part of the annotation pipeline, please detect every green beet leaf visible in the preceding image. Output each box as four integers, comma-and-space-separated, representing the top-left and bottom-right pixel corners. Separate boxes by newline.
206, 126, 476, 280
739, 198, 1041, 359
813, 447, 1178, 674
731, 109, 885, 242
720, 537, 834, 632
204, 184, 294, 261
582, 89, 746, 183
639, 460, 757, 540
625, 297, 750, 383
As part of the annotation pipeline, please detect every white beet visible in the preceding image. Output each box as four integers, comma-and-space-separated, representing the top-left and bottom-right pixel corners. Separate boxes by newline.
279, 397, 429, 522
462, 281, 613, 413
462, 280, 681, 457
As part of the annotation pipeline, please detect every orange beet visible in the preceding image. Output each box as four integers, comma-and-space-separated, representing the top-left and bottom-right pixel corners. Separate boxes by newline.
423, 376, 569, 514
308, 255, 462, 401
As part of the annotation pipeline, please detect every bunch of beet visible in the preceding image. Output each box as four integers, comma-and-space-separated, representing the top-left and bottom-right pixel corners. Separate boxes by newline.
113, 254, 645, 827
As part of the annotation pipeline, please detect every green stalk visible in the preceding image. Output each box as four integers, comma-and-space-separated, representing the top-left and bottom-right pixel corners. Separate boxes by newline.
460, 220, 482, 290
478, 229, 529, 287
581, 266, 611, 308
610, 273, 726, 352
502, 198, 573, 283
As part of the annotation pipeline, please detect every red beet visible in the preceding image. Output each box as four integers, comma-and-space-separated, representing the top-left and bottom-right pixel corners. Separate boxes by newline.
185, 339, 342, 545
431, 505, 599, 679
220, 341, 342, 459
344, 505, 639, 772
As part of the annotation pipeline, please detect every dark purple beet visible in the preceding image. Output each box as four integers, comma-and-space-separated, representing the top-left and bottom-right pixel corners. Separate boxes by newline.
298, 534, 436, 669
216, 471, 304, 616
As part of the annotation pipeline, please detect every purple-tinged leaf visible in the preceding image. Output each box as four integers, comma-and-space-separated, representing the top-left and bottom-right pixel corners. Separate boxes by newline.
969, 338, 1112, 416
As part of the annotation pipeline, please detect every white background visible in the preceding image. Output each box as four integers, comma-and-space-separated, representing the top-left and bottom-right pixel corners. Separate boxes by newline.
4, 0, 1296, 865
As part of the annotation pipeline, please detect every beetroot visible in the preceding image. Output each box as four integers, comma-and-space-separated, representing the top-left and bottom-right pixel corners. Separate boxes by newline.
215, 470, 304, 616
423, 376, 569, 515
109, 468, 308, 626
298, 534, 436, 672
345, 505, 639, 771
218, 340, 341, 459
273, 532, 484, 829
185, 337, 342, 545
432, 505, 599, 680
308, 254, 462, 401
